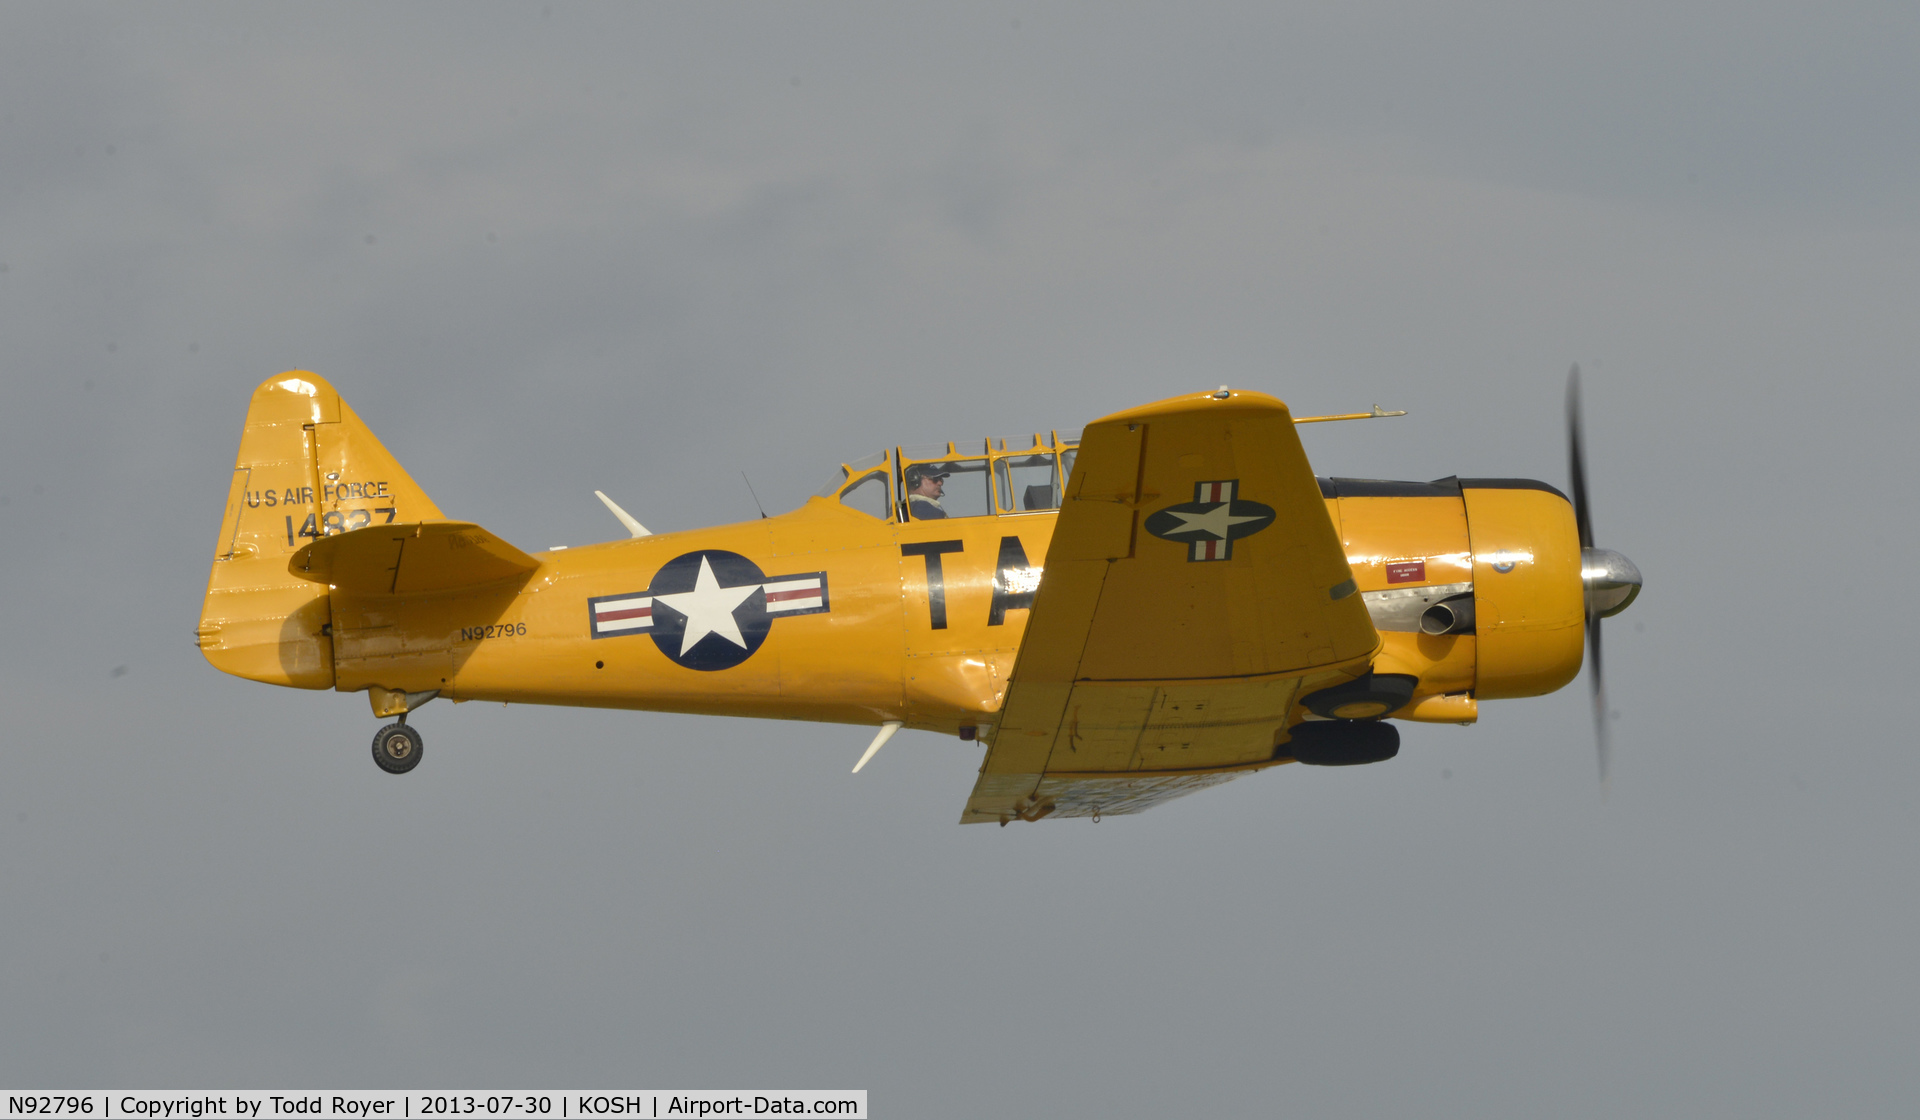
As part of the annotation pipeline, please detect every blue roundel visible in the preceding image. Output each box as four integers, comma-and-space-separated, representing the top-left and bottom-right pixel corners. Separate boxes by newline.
645, 550, 774, 671
1141, 480, 1276, 562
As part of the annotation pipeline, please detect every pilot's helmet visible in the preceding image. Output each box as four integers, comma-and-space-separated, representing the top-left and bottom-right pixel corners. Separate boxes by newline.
904, 464, 950, 491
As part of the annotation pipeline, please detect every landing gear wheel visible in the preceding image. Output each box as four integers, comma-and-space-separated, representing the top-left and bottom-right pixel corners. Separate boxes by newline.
371, 722, 424, 774
1302, 672, 1418, 720
1283, 720, 1400, 766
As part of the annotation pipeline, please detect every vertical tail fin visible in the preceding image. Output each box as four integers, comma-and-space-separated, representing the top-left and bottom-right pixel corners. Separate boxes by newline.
198, 372, 444, 688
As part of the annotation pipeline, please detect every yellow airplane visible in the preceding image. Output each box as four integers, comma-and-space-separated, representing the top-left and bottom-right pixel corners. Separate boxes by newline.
198, 370, 1641, 824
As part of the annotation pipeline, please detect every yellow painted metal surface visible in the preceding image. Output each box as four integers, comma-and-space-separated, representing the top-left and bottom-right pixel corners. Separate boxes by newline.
292, 521, 539, 595
314, 503, 1056, 726
1463, 485, 1585, 699
199, 372, 1072, 729
1400, 692, 1478, 724
1323, 482, 1581, 706
961, 388, 1381, 824
1327, 487, 1476, 709
1370, 630, 1476, 695
1334, 494, 1473, 592
198, 373, 445, 689
367, 686, 415, 718
199, 371, 1599, 822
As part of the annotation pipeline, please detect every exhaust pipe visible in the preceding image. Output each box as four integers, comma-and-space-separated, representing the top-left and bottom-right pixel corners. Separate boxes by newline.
1419, 594, 1475, 636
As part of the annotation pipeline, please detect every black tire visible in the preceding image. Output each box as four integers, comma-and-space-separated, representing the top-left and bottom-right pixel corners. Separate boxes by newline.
1282, 719, 1400, 766
371, 722, 424, 774
1301, 672, 1418, 720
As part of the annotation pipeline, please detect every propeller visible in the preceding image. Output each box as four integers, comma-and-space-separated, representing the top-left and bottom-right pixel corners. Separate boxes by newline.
1565, 364, 1642, 791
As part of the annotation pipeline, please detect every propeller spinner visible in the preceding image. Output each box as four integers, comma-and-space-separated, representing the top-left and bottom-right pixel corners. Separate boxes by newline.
1566, 364, 1643, 789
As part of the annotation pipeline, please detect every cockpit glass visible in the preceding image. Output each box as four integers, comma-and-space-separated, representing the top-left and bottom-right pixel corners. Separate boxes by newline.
839, 469, 891, 520
996, 453, 1059, 511
903, 457, 991, 520
813, 451, 890, 500
819, 435, 1076, 522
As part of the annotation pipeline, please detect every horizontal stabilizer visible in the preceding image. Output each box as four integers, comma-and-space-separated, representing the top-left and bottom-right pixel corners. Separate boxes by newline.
289, 522, 540, 595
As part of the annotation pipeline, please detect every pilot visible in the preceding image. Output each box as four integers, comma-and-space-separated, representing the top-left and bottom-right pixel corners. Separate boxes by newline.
904, 465, 950, 520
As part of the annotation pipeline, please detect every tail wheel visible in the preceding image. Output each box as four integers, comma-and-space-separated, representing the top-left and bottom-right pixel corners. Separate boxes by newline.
371, 723, 424, 774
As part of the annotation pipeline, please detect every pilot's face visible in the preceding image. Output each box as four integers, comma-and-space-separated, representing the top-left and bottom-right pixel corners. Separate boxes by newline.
914, 473, 946, 497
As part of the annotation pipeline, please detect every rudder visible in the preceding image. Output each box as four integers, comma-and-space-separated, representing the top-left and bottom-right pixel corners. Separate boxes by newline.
198, 372, 445, 687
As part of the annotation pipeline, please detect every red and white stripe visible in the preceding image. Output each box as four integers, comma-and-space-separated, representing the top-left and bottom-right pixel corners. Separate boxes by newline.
763, 574, 825, 614
592, 595, 654, 634
1190, 538, 1222, 561
1197, 480, 1236, 504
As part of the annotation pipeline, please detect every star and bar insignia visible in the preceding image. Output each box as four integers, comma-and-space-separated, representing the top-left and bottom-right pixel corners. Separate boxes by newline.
1142, 480, 1277, 561
587, 550, 829, 671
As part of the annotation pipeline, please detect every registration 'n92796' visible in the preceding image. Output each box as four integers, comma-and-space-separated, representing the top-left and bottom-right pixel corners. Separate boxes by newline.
10, 1099, 94, 1115
460, 622, 527, 642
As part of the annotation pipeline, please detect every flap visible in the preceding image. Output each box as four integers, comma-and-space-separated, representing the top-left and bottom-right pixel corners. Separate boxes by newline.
289, 521, 540, 595
962, 389, 1380, 824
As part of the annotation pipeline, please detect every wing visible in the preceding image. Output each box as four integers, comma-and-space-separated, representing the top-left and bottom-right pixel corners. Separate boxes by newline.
962, 389, 1379, 824
289, 521, 540, 595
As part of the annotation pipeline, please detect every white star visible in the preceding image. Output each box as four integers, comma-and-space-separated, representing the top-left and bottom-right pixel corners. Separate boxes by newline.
651, 556, 761, 657
1164, 503, 1267, 540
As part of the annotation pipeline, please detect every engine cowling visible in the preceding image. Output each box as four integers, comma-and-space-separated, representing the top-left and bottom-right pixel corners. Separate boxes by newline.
1458, 481, 1584, 699
1319, 476, 1585, 714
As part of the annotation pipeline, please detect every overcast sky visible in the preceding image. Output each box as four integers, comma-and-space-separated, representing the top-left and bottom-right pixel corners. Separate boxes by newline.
3, 3, 1918, 1115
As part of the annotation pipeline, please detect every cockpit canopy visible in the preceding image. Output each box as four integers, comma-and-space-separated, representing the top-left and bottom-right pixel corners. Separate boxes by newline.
813, 433, 1082, 523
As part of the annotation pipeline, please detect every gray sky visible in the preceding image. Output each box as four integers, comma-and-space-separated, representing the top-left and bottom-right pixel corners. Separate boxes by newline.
3, 3, 1918, 1114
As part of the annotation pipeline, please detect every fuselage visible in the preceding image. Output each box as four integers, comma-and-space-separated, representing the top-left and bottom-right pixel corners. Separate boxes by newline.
360, 498, 1056, 734
323, 479, 1582, 736
198, 373, 1585, 740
